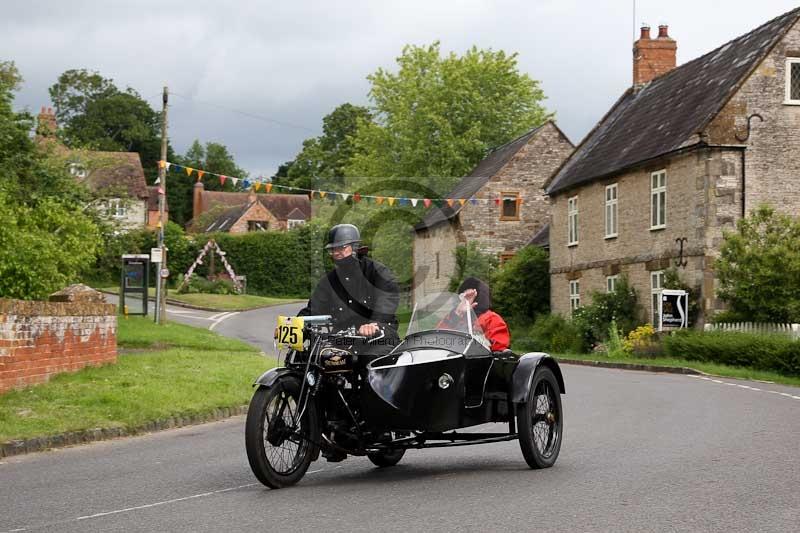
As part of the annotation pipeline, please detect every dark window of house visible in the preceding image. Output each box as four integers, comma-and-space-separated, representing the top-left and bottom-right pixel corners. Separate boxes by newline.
435, 252, 440, 279
789, 59, 800, 102
500, 192, 520, 220
248, 220, 268, 232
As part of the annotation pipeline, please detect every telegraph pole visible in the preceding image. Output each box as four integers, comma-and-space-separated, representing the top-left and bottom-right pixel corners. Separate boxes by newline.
156, 86, 169, 325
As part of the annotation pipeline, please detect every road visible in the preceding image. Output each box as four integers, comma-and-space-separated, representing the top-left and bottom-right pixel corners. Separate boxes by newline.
2, 300, 799, 531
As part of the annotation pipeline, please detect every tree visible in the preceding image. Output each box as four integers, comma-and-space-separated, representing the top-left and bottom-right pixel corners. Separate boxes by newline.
448, 243, 498, 292
491, 246, 550, 325
48, 69, 167, 182
276, 103, 371, 191
0, 61, 101, 299
169, 139, 249, 226
716, 205, 800, 323
346, 42, 552, 188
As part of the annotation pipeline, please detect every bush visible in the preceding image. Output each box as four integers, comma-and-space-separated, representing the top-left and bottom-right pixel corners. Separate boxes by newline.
513, 313, 586, 354
572, 276, 641, 348
177, 276, 235, 295
492, 246, 549, 324
663, 330, 800, 376
622, 324, 661, 357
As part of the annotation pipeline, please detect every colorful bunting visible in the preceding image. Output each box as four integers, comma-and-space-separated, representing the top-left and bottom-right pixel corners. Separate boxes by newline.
197, 170, 205, 181
388, 197, 396, 206
220, 175, 227, 185
185, 167, 194, 176
266, 183, 273, 193
354, 193, 361, 203
411, 198, 418, 207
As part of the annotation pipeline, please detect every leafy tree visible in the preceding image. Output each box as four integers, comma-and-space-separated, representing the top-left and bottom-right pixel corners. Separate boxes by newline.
716, 205, 800, 323
0, 61, 101, 299
491, 246, 550, 324
48, 69, 168, 182
346, 42, 552, 187
276, 103, 371, 191
448, 242, 498, 292
170, 139, 249, 226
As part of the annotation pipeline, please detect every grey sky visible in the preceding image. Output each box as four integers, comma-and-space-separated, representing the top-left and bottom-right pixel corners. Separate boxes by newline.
4, 0, 799, 179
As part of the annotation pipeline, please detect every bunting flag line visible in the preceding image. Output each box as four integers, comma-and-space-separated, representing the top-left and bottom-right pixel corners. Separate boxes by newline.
157, 160, 529, 209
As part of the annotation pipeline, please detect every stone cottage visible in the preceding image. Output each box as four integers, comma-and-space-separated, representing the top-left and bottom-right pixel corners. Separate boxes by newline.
545, 8, 800, 326
191, 182, 311, 233
413, 121, 574, 303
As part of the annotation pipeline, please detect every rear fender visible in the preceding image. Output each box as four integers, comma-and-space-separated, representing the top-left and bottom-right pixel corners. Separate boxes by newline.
511, 353, 566, 404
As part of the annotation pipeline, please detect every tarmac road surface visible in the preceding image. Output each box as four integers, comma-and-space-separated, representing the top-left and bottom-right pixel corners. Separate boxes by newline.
2, 358, 799, 532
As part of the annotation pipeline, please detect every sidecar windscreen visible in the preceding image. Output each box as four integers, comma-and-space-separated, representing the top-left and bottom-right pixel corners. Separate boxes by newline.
406, 292, 485, 338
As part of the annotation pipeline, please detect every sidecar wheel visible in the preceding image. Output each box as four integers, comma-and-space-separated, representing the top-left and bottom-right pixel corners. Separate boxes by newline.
516, 366, 562, 469
367, 448, 405, 468
245, 378, 318, 488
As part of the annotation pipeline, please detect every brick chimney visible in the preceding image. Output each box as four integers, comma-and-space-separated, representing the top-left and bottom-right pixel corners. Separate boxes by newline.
633, 24, 677, 86
35, 106, 57, 139
193, 181, 204, 220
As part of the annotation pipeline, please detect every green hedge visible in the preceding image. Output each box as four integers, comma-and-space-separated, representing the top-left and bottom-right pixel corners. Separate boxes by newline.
663, 330, 800, 376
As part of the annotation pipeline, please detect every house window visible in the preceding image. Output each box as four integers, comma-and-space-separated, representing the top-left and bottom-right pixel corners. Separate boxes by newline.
606, 275, 619, 293
500, 192, 520, 220
569, 280, 580, 314
605, 184, 618, 238
786, 58, 800, 104
107, 199, 126, 218
287, 219, 305, 229
651, 271, 665, 327
435, 252, 440, 279
68, 163, 87, 179
248, 220, 268, 232
567, 196, 578, 246
650, 170, 666, 229
499, 252, 515, 264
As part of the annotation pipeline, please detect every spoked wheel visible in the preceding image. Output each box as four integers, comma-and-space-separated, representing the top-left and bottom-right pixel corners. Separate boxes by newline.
245, 377, 318, 488
517, 366, 563, 469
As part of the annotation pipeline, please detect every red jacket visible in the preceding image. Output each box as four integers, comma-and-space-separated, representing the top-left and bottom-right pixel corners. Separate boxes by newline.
477, 310, 510, 352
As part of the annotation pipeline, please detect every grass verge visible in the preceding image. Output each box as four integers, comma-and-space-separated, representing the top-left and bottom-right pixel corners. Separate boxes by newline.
553, 352, 800, 387
97, 286, 302, 311
0, 317, 273, 442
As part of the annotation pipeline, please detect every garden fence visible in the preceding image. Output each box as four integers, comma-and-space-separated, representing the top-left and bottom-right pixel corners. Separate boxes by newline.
704, 322, 800, 340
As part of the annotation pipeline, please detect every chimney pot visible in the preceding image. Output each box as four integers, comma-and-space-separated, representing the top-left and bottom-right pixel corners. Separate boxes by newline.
640, 25, 651, 40
633, 22, 677, 86
658, 25, 669, 38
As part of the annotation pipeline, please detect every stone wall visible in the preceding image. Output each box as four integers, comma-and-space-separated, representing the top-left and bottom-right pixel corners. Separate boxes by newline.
413, 221, 460, 304
707, 18, 800, 216
0, 287, 117, 394
228, 202, 279, 234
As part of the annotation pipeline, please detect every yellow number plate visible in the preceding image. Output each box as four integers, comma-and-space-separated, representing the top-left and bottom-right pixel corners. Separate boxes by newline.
275, 315, 304, 350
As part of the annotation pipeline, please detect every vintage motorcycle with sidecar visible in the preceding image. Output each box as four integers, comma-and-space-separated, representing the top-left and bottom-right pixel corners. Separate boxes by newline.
244, 292, 565, 489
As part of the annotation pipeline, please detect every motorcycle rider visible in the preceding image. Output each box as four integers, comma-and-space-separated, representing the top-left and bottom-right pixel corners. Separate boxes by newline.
298, 223, 401, 364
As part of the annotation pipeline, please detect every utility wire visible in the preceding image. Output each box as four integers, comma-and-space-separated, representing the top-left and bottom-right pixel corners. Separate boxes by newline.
168, 91, 316, 133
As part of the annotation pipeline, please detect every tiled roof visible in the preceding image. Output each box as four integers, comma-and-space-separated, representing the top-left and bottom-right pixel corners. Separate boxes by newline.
200, 191, 311, 220
146, 186, 168, 211
82, 152, 149, 200
545, 7, 800, 196
204, 202, 256, 232
415, 124, 547, 230
528, 223, 549, 248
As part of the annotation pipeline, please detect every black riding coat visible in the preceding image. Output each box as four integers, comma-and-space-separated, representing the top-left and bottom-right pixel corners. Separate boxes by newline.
299, 255, 400, 334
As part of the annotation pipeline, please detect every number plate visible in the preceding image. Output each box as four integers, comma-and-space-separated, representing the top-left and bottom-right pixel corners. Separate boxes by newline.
275, 316, 304, 350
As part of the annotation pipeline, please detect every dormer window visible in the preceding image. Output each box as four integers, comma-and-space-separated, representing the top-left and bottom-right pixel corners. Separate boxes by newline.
68, 163, 88, 179
106, 199, 127, 219
786, 58, 800, 104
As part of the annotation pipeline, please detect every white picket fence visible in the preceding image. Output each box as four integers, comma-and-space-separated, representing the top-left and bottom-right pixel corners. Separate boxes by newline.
704, 322, 800, 340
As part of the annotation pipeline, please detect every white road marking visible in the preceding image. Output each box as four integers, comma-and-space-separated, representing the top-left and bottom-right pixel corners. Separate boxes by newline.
688, 375, 800, 401
75, 483, 258, 522
209, 312, 239, 331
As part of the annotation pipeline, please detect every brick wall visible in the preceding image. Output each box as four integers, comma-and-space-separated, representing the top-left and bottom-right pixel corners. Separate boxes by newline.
0, 292, 117, 394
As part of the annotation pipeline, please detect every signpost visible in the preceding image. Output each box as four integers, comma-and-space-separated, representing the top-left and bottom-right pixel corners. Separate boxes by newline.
659, 289, 689, 330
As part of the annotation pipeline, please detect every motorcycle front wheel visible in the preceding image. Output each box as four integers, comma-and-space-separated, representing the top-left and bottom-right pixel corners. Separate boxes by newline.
245, 377, 318, 488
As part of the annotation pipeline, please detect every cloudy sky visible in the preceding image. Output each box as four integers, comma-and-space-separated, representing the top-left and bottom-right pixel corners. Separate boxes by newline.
4, 0, 799, 179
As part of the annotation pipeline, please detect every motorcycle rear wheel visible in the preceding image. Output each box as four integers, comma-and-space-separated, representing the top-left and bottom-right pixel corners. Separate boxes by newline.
245, 377, 318, 488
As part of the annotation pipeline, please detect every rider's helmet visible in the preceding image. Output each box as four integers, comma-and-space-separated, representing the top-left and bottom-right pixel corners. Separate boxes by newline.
325, 224, 361, 250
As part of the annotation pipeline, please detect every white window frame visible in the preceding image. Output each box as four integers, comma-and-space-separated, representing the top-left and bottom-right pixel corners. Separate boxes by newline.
68, 163, 88, 179
606, 275, 619, 293
785, 58, 800, 105
567, 196, 579, 246
651, 270, 665, 326
107, 198, 127, 219
569, 280, 580, 314
287, 219, 305, 229
650, 170, 667, 230
605, 183, 618, 238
